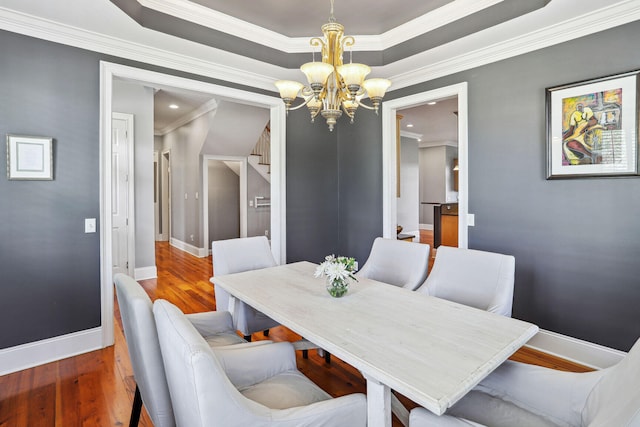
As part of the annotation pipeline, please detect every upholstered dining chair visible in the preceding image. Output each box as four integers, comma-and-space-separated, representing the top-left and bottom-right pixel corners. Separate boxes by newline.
114, 273, 255, 427
211, 236, 280, 341
410, 337, 640, 427
416, 246, 515, 317
356, 237, 431, 291
153, 299, 368, 427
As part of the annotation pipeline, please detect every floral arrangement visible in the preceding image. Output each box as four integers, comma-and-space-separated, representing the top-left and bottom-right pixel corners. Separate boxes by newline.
315, 255, 358, 297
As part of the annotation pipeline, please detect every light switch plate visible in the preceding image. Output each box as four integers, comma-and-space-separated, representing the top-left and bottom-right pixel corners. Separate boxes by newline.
467, 214, 475, 227
85, 218, 96, 233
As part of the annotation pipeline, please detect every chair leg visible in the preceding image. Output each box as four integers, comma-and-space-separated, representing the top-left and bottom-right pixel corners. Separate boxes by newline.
263, 329, 270, 337
129, 385, 143, 427
244, 335, 252, 342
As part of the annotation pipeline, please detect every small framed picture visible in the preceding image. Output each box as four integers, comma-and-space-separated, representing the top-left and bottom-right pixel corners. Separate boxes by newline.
546, 70, 639, 179
6, 134, 53, 180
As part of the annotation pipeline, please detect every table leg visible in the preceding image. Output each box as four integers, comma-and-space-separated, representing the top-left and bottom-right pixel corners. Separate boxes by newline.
364, 374, 392, 427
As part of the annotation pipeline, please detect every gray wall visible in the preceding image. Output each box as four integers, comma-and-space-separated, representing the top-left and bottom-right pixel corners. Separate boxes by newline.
286, 109, 340, 263
363, 21, 640, 351
0, 32, 101, 348
112, 80, 156, 270
207, 160, 240, 242
2, 17, 639, 356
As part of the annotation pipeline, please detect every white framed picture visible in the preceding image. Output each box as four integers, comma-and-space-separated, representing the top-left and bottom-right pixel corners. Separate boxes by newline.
6, 134, 53, 180
546, 70, 639, 179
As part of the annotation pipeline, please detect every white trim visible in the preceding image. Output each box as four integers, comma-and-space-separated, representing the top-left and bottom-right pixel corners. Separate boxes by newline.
419, 223, 434, 231
202, 155, 248, 249
386, 0, 640, 91
382, 82, 469, 248
2, 1, 640, 96
139, 0, 504, 53
0, 6, 284, 93
170, 237, 208, 258
399, 130, 423, 141
135, 266, 158, 280
526, 329, 626, 370
100, 61, 287, 349
0, 328, 102, 376
156, 98, 218, 136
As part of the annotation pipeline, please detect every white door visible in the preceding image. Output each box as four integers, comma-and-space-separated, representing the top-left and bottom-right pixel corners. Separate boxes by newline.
112, 113, 134, 276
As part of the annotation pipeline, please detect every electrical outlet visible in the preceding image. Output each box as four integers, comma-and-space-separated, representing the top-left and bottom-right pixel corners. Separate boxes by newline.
265, 230, 269, 237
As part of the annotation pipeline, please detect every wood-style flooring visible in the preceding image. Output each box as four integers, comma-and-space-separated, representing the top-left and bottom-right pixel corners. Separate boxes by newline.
0, 241, 590, 427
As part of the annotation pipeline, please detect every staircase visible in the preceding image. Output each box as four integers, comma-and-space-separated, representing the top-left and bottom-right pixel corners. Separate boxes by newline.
249, 126, 271, 183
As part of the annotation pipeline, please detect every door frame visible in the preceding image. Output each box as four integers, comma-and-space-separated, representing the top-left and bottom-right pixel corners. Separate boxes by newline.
160, 149, 171, 242
99, 61, 287, 347
382, 82, 469, 248
112, 112, 136, 276
202, 155, 248, 249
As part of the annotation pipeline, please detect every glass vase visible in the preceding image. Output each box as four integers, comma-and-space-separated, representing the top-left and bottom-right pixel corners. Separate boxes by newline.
326, 277, 349, 298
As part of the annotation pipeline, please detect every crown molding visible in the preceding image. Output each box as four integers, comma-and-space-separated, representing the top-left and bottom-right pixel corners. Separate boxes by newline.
0, 6, 284, 92
1, 1, 640, 96
400, 131, 423, 141
156, 98, 218, 135
138, 0, 504, 53
387, 0, 640, 91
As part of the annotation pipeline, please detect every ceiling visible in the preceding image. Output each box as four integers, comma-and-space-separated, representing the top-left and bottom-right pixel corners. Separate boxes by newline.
400, 98, 459, 146
187, 0, 455, 37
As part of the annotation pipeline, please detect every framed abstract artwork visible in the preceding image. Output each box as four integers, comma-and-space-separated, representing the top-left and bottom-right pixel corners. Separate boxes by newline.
6, 134, 53, 180
546, 70, 639, 179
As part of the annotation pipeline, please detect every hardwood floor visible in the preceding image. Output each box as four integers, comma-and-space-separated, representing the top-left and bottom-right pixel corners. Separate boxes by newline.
0, 241, 589, 427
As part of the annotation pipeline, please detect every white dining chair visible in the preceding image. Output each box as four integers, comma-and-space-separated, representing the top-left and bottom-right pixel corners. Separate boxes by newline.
357, 237, 431, 291
211, 236, 280, 340
410, 337, 640, 427
114, 273, 259, 427
416, 246, 515, 317
153, 299, 368, 427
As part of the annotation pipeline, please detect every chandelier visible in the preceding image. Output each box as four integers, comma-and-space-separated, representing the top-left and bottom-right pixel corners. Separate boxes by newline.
275, 0, 392, 131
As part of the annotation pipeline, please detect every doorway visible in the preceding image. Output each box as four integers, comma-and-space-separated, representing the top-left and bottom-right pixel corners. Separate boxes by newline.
155, 149, 171, 242
382, 82, 469, 249
397, 97, 459, 247
202, 155, 248, 251
99, 61, 287, 347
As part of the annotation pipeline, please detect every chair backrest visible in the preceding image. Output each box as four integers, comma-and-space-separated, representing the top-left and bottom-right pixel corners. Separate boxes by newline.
583, 338, 640, 426
153, 299, 265, 427
113, 273, 175, 427
356, 237, 430, 291
418, 246, 515, 316
211, 236, 277, 310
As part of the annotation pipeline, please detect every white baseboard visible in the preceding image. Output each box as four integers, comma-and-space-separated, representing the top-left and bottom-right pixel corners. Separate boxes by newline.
419, 224, 434, 230
170, 238, 208, 257
135, 266, 157, 280
0, 327, 103, 376
525, 328, 626, 370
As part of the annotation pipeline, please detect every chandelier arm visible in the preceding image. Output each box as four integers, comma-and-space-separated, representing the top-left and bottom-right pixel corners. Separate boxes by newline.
355, 99, 376, 111
341, 104, 355, 118
310, 37, 326, 52
341, 36, 355, 53
288, 95, 317, 111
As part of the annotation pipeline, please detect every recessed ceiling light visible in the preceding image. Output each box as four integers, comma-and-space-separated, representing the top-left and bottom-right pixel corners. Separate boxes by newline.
169, 104, 179, 109
406, 123, 414, 128
427, 101, 437, 105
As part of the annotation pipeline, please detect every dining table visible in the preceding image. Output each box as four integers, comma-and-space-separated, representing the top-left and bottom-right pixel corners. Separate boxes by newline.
211, 261, 538, 427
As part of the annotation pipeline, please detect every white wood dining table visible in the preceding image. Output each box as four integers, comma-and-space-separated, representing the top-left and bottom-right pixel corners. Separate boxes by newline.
211, 261, 538, 427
